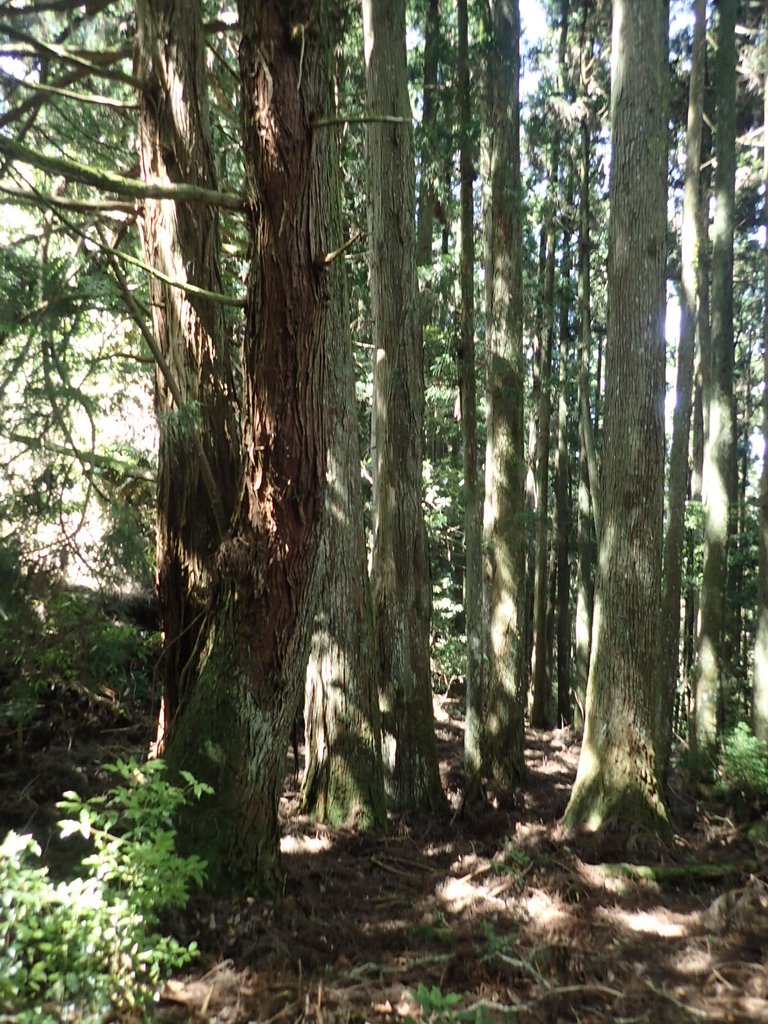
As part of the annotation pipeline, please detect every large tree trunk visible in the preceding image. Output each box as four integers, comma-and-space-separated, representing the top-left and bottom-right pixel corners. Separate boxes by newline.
301, 94, 386, 830
363, 0, 444, 814
656, 0, 706, 778
563, 0, 670, 838
755, 20, 768, 744
135, 0, 239, 751
693, 0, 737, 771
457, 0, 483, 776
163, 0, 334, 894
555, 225, 573, 728
482, 0, 526, 787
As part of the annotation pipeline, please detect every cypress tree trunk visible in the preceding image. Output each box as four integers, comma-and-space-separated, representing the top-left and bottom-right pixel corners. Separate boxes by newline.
694, 0, 737, 770
135, 0, 239, 751
416, 0, 441, 267
363, 0, 445, 813
163, 0, 336, 893
555, 225, 573, 728
755, 22, 768, 743
457, 0, 484, 775
531, 0, 569, 732
656, 0, 706, 777
301, 70, 386, 830
482, 0, 526, 787
563, 0, 670, 838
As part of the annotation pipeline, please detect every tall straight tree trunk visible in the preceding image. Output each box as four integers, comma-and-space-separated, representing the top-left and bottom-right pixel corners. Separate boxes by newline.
656, 0, 706, 777
755, 21, 768, 743
363, 0, 444, 813
301, 73, 386, 830
416, 0, 440, 267
531, 0, 569, 732
482, 0, 526, 787
563, 0, 670, 837
555, 224, 573, 728
575, 24, 597, 730
694, 0, 737, 770
163, 0, 337, 893
457, 0, 483, 775
135, 0, 239, 752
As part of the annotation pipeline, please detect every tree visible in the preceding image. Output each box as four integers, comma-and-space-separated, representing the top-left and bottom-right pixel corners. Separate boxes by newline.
134, 0, 239, 753
756, 16, 768, 744
693, 0, 738, 769
363, 0, 445, 813
300, 65, 386, 829
482, 0, 526, 787
161, 0, 344, 892
457, 0, 483, 776
563, 0, 670, 837
656, 0, 707, 776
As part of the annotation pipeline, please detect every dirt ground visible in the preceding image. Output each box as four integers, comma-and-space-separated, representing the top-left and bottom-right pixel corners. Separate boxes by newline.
2, 688, 767, 1023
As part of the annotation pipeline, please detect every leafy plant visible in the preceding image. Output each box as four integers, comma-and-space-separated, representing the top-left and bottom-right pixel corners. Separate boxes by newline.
0, 758, 211, 1022
408, 983, 494, 1024
718, 723, 768, 809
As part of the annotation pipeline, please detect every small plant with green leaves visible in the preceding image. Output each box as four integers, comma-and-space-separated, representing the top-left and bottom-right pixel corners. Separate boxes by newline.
718, 723, 768, 810
407, 983, 495, 1024
0, 758, 211, 1022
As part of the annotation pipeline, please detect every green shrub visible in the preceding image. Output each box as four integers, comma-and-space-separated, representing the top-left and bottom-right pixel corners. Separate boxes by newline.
0, 758, 211, 1022
718, 723, 768, 808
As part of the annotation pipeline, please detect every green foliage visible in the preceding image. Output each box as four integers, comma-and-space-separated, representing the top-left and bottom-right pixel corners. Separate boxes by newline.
407, 983, 494, 1024
718, 724, 768, 809
0, 758, 211, 1022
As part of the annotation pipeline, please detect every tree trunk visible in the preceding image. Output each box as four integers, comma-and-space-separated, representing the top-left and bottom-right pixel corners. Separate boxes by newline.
482, 0, 526, 787
531, 0, 569, 732
363, 0, 445, 813
563, 0, 670, 838
755, 20, 768, 743
457, 0, 484, 776
135, 0, 239, 752
164, 0, 334, 893
693, 0, 737, 771
301, 62, 386, 831
656, 0, 706, 778
416, 0, 441, 268
555, 224, 573, 728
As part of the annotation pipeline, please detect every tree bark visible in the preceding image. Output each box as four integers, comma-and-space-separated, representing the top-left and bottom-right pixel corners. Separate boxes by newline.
301, 49, 386, 831
563, 0, 670, 838
694, 0, 737, 771
163, 0, 334, 893
555, 223, 573, 728
482, 0, 526, 787
363, 0, 445, 813
755, 16, 768, 743
135, 0, 239, 752
656, 0, 706, 778
457, 0, 483, 776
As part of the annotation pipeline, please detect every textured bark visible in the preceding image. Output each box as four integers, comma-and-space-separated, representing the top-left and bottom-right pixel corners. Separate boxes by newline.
531, 0, 568, 733
575, 111, 594, 733
135, 0, 239, 751
555, 226, 573, 728
301, 83, 386, 830
457, 0, 483, 775
755, 22, 768, 743
416, 0, 440, 267
656, 0, 706, 777
363, 0, 444, 813
482, 0, 525, 787
563, 0, 670, 837
694, 0, 737, 770
164, 0, 332, 893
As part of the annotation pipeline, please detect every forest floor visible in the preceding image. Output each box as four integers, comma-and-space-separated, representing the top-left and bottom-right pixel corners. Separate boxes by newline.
2, 685, 768, 1023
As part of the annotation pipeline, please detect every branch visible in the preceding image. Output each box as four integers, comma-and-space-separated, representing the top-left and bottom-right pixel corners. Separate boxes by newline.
0, 26, 139, 87
6, 431, 155, 482
320, 228, 363, 265
96, 237, 245, 307
0, 72, 138, 110
313, 113, 412, 128
0, 136, 245, 210
0, 184, 137, 215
